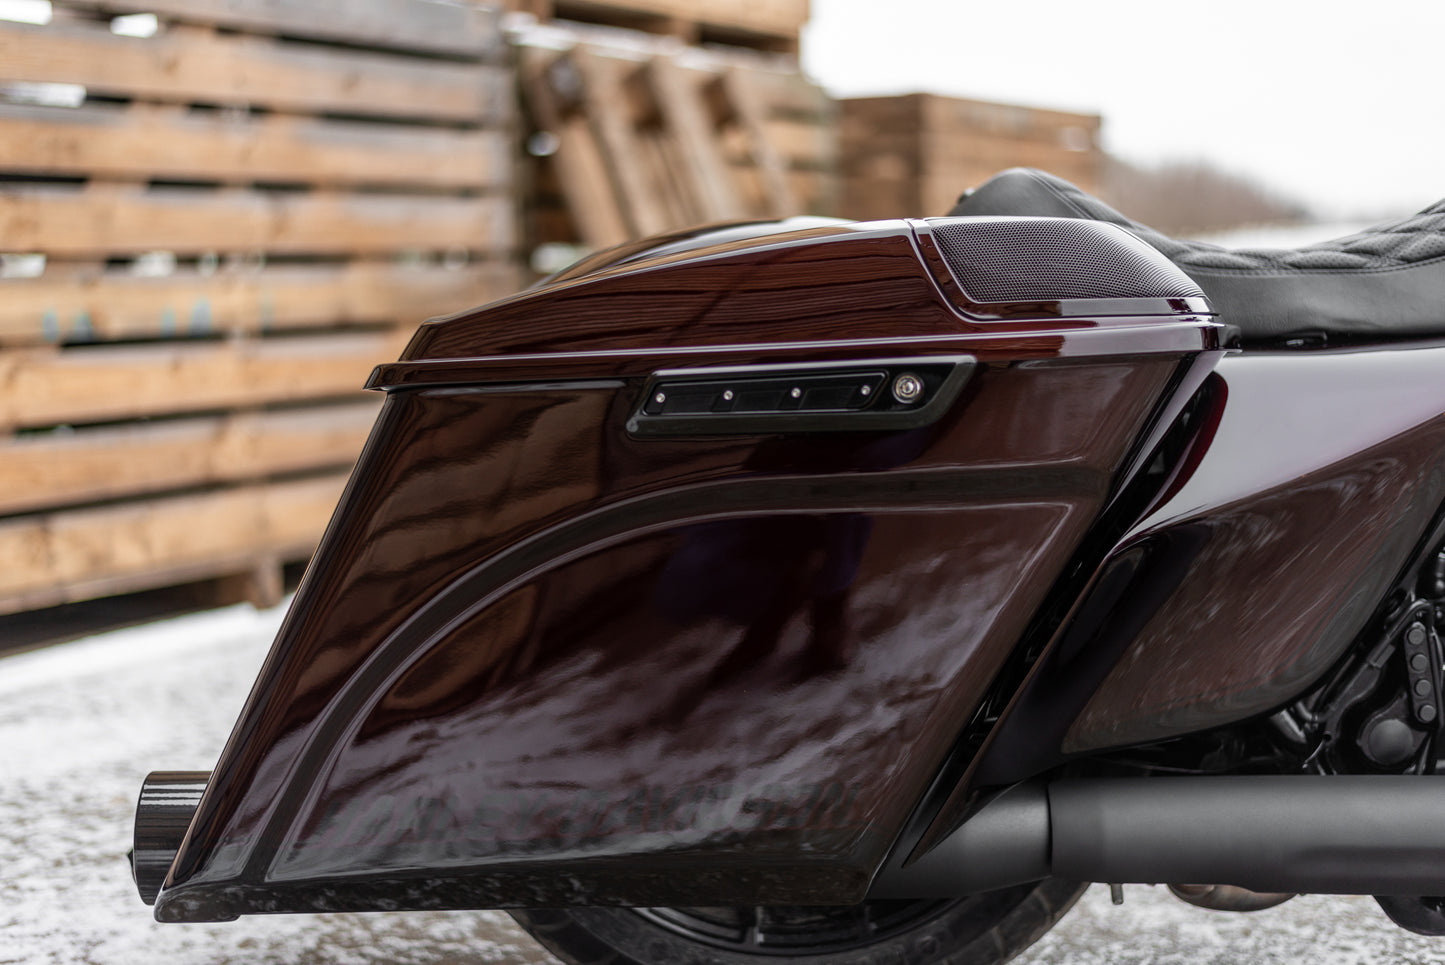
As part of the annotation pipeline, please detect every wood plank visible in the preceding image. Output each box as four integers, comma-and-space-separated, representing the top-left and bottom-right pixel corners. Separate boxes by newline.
846, 94, 1099, 139
648, 57, 744, 222
0, 102, 510, 190
0, 19, 508, 122
837, 148, 915, 180
524, 201, 581, 247
0, 473, 347, 613
547, 0, 807, 43
743, 67, 832, 118
0, 330, 410, 430
0, 262, 517, 346
718, 67, 799, 216
921, 132, 1103, 165
920, 93, 1101, 137
759, 115, 836, 168
0, 187, 514, 257
570, 47, 672, 237
838, 95, 926, 142
836, 123, 926, 157
59, 0, 505, 60
519, 46, 631, 249
213, 555, 285, 609
0, 400, 380, 515
837, 175, 921, 221
695, 23, 797, 56
843, 98, 1098, 152
787, 167, 838, 216
643, 128, 704, 226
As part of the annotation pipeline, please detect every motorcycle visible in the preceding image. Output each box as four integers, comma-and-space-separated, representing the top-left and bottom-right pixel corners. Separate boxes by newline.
130, 167, 1445, 962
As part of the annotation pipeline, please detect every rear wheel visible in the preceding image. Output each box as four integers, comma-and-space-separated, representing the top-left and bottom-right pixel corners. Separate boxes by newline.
512, 879, 1086, 965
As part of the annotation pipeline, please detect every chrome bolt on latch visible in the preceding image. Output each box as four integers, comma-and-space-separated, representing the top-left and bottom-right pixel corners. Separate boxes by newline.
891, 372, 924, 404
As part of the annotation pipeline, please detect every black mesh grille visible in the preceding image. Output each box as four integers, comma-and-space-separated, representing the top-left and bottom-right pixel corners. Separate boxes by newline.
925, 217, 1206, 303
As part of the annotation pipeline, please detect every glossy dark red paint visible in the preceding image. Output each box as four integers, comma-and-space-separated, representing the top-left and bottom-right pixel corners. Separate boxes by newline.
911, 342, 1445, 858
393, 220, 1217, 370
150, 220, 1221, 921
1068, 345, 1445, 751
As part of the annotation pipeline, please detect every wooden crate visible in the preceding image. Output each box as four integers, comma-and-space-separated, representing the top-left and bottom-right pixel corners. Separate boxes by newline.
504, 0, 808, 54
514, 20, 836, 263
838, 93, 1103, 221
0, 0, 518, 618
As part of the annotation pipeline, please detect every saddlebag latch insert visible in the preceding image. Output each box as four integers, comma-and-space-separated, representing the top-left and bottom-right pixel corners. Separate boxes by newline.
627, 355, 976, 437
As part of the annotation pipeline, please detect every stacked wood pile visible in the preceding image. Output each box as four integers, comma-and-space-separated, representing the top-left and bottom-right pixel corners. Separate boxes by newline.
0, 0, 1110, 629
0, 0, 517, 618
513, 18, 836, 266
838, 93, 1103, 221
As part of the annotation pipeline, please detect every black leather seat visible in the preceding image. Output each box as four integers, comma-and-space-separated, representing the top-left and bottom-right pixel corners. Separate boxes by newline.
949, 168, 1445, 345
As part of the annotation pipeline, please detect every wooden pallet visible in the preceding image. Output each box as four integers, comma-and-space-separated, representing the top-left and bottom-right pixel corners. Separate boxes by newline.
515, 21, 836, 258
0, 0, 518, 620
838, 93, 1104, 221
504, 0, 808, 54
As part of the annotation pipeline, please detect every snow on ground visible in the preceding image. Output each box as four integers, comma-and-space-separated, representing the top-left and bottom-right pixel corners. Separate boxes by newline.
3, 603, 1445, 964
0, 602, 551, 965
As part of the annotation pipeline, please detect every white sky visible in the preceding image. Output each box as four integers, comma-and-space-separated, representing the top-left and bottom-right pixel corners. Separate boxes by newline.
803, 0, 1445, 220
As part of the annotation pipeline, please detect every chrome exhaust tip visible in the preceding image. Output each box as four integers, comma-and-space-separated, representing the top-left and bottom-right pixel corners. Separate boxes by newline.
132, 771, 209, 905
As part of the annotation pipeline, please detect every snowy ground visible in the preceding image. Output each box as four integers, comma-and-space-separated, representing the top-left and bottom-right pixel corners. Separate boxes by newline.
3, 602, 1445, 964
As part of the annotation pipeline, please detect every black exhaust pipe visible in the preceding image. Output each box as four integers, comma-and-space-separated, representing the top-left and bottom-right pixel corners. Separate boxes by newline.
871, 777, 1445, 898
131, 771, 209, 905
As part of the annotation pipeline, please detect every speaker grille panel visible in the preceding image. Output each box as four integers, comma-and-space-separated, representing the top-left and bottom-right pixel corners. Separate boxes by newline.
926, 217, 1206, 303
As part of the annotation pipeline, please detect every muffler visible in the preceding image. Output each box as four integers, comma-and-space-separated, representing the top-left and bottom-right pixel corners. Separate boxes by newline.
871, 776, 1445, 898
135, 773, 1445, 905
131, 771, 209, 905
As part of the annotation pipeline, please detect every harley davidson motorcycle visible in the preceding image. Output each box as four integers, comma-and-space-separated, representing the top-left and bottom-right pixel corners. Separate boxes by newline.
130, 168, 1445, 962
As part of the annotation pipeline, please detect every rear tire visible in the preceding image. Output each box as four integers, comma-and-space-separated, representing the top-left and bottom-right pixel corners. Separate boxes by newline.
512, 879, 1086, 965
